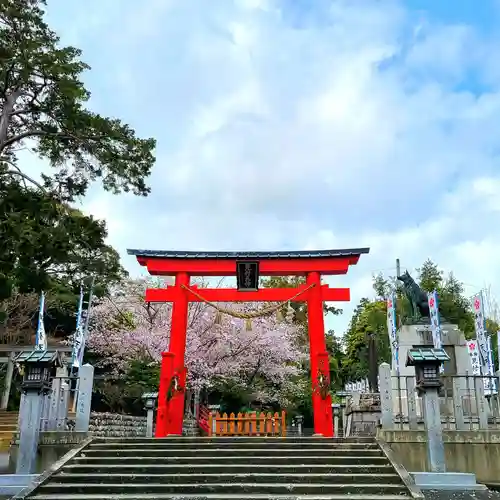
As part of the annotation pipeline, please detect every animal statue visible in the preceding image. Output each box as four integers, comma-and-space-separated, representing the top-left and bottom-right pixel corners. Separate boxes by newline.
397, 271, 430, 319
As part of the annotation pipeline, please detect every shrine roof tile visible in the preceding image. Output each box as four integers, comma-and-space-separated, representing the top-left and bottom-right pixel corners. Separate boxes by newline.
127, 248, 370, 259
406, 347, 450, 366
14, 349, 62, 364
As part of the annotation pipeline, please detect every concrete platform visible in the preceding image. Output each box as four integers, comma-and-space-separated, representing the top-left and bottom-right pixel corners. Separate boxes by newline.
412, 472, 487, 491
0, 473, 39, 495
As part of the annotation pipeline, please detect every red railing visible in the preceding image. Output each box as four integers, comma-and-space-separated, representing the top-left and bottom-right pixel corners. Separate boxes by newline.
197, 404, 210, 434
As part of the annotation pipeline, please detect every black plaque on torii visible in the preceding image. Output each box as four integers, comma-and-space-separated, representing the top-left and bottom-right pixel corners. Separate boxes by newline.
236, 261, 260, 291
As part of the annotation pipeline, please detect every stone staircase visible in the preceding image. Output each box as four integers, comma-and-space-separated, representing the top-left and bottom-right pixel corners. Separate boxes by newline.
0, 411, 18, 451
24, 436, 414, 499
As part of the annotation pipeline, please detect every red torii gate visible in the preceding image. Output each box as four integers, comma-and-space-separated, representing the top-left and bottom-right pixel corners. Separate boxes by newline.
128, 248, 370, 438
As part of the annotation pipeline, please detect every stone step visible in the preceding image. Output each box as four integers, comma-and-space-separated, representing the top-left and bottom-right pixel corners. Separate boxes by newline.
73, 455, 389, 466
62, 463, 396, 475
82, 447, 384, 458
0, 423, 18, 429
93, 437, 375, 444
36, 482, 409, 496
87, 441, 379, 450
0, 418, 18, 424
52, 473, 403, 485
29, 495, 412, 500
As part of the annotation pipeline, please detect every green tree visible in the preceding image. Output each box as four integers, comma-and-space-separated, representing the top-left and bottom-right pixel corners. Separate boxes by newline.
325, 331, 347, 389
342, 298, 391, 381
417, 259, 443, 293
1, 178, 125, 298
417, 260, 474, 336
372, 272, 391, 299
261, 276, 342, 335
0, 0, 154, 318
0, 0, 156, 200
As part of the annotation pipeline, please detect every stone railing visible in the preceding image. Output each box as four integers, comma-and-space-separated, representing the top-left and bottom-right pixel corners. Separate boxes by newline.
88, 412, 147, 437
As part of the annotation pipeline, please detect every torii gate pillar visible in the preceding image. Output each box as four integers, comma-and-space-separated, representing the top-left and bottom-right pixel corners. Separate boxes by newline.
307, 271, 333, 436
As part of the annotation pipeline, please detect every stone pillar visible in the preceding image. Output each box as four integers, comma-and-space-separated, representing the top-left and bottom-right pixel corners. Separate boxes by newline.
295, 415, 303, 437
473, 377, 488, 430
75, 364, 94, 432
379, 363, 393, 428
332, 404, 340, 437
422, 387, 446, 473
47, 367, 67, 431
406, 377, 418, 430
452, 376, 466, 430
193, 388, 201, 420
146, 408, 154, 438
56, 378, 70, 431
1, 352, 15, 410
40, 391, 51, 432
142, 393, 158, 438
16, 391, 44, 474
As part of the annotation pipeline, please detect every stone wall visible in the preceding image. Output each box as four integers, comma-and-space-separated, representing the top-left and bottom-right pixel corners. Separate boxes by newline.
377, 428, 500, 484
88, 412, 147, 437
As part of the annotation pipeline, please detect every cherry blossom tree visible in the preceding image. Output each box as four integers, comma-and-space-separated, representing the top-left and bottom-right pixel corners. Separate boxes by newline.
87, 277, 307, 405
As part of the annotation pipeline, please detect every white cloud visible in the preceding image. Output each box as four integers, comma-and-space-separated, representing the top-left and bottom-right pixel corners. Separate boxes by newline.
23, 0, 500, 335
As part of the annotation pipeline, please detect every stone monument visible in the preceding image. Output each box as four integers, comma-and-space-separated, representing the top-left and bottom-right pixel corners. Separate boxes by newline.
392, 272, 474, 418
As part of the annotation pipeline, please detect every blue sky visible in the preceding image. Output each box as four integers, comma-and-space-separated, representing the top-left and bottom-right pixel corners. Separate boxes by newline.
23, 0, 500, 333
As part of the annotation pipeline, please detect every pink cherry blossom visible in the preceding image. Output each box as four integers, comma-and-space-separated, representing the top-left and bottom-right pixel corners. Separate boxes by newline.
87, 278, 307, 405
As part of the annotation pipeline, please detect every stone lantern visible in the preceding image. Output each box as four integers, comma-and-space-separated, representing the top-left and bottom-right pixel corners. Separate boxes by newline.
141, 392, 158, 438
406, 347, 449, 474
15, 349, 62, 474
16, 350, 62, 393
407, 347, 449, 396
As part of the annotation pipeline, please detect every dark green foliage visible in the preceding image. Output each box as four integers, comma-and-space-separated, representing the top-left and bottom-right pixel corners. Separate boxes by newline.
0, 0, 155, 340
342, 298, 391, 381
94, 359, 160, 415
0, 0, 156, 200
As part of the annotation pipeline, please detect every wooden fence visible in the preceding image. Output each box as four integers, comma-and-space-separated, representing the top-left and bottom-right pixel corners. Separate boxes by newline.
207, 411, 286, 437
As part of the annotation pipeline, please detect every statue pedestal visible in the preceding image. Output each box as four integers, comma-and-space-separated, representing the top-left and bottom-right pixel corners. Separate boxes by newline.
344, 393, 381, 437
395, 323, 470, 377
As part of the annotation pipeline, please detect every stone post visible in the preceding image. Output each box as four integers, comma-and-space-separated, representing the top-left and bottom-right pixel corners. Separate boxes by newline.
142, 392, 158, 438
193, 388, 201, 420
295, 415, 303, 437
56, 378, 70, 431
40, 390, 51, 432
47, 367, 68, 431
1, 352, 15, 410
473, 376, 488, 430
16, 391, 44, 474
422, 386, 446, 473
332, 404, 340, 437
406, 377, 418, 430
378, 363, 393, 428
208, 404, 221, 436
74, 364, 94, 432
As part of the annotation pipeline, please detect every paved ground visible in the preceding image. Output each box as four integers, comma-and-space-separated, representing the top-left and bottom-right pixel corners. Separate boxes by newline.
424, 490, 500, 500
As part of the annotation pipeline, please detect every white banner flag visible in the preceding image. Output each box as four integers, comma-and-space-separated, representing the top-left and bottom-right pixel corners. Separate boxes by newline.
35, 292, 47, 351
427, 290, 444, 373
471, 292, 494, 393
71, 286, 85, 368
387, 293, 399, 373
427, 291, 442, 349
498, 330, 500, 373
487, 335, 498, 395
466, 340, 482, 375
